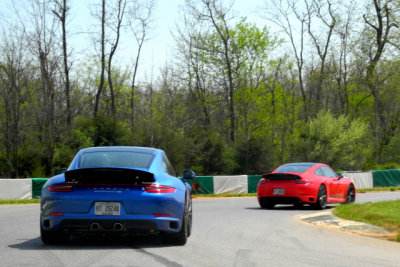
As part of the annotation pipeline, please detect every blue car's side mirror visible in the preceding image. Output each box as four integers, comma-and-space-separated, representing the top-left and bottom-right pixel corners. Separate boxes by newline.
182, 169, 195, 180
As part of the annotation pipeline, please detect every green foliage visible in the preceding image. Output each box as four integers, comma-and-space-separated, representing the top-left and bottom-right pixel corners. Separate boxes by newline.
17, 142, 47, 178
297, 110, 369, 170
2, 4, 400, 178
52, 144, 76, 171
68, 116, 96, 149
192, 132, 232, 175
234, 136, 274, 174
91, 116, 128, 146
380, 133, 400, 165
372, 162, 400, 170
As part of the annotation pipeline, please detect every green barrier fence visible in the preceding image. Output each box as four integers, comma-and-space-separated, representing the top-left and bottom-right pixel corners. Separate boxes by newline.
187, 176, 214, 194
247, 175, 262, 193
31, 178, 48, 198
372, 169, 400, 187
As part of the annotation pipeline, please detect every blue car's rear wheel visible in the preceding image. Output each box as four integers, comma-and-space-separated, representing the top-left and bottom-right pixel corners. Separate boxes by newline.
187, 201, 192, 238
162, 200, 191, 246
40, 225, 68, 245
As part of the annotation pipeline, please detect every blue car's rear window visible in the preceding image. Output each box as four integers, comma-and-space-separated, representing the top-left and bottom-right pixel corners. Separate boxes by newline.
275, 165, 311, 173
78, 151, 154, 169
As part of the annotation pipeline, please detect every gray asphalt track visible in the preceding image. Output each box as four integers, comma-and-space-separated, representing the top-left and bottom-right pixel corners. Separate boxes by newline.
1, 192, 400, 267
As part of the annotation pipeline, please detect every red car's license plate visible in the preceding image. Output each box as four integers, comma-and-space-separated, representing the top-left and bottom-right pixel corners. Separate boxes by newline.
273, 188, 285, 195
95, 202, 121, 215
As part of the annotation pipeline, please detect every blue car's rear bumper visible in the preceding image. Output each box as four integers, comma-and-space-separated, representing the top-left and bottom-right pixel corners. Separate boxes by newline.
40, 187, 186, 235
41, 214, 181, 235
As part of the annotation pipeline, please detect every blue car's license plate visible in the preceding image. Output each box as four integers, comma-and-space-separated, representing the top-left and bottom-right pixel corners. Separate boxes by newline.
95, 202, 121, 215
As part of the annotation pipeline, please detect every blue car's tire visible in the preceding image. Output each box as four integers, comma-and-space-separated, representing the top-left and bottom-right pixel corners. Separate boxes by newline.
162, 200, 191, 246
187, 201, 192, 238
40, 225, 68, 245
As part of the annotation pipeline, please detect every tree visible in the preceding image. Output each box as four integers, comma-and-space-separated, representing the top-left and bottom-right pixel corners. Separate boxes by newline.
27, 0, 61, 175
185, 0, 237, 142
94, 0, 106, 117
0, 30, 31, 177
127, 0, 155, 130
106, 0, 127, 117
174, 14, 213, 129
263, 0, 309, 116
52, 0, 72, 128
330, 0, 358, 114
297, 110, 369, 170
361, 0, 400, 161
305, 0, 338, 112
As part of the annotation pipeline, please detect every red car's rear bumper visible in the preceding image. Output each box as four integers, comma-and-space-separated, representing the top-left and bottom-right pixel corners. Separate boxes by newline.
257, 181, 319, 204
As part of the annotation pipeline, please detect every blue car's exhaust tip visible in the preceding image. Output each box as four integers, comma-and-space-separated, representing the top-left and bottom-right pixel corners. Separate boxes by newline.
113, 222, 124, 231
89, 222, 102, 231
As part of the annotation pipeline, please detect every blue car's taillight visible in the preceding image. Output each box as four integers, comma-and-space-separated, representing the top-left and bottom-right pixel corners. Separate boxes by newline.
144, 184, 176, 193
49, 212, 64, 216
48, 184, 74, 192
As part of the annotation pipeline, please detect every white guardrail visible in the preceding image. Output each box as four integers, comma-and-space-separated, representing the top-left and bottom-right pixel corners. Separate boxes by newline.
0, 172, 375, 200
0, 179, 33, 199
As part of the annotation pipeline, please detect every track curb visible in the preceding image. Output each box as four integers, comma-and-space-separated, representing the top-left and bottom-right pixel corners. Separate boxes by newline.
298, 210, 397, 240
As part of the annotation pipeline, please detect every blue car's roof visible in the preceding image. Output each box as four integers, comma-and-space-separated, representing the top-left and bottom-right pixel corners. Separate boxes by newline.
48, 146, 185, 191
78, 146, 161, 154
67, 146, 165, 172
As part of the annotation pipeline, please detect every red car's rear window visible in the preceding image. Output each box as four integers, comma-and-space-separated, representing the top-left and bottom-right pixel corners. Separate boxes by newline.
275, 164, 312, 173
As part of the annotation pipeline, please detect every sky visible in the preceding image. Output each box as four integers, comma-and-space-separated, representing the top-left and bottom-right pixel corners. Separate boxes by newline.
138, 0, 266, 79
0, 0, 267, 81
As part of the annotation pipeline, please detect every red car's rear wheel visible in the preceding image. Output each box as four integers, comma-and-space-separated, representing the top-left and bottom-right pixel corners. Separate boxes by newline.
345, 184, 356, 204
259, 198, 275, 209
313, 185, 327, 210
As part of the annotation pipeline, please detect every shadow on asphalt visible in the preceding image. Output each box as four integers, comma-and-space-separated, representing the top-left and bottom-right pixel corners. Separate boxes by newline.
9, 235, 174, 250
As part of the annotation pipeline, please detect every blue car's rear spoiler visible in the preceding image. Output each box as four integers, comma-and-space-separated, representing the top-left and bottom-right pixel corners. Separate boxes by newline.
64, 168, 155, 185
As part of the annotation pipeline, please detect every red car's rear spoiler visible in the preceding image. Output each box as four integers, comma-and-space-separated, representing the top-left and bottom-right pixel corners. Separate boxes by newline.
64, 167, 155, 185
262, 173, 301, 181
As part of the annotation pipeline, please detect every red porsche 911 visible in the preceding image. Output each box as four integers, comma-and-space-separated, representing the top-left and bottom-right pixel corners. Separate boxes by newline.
257, 162, 356, 209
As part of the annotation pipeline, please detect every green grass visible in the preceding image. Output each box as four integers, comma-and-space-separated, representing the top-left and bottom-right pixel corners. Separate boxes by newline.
356, 186, 400, 193
0, 199, 40, 205
333, 200, 400, 242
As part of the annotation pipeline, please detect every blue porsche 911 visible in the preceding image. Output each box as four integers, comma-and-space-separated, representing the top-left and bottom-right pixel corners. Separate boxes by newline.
40, 146, 195, 245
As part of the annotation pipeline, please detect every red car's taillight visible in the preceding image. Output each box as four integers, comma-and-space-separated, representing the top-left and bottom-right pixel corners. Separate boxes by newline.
258, 178, 267, 184
296, 179, 312, 185
144, 184, 176, 193
48, 184, 73, 192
